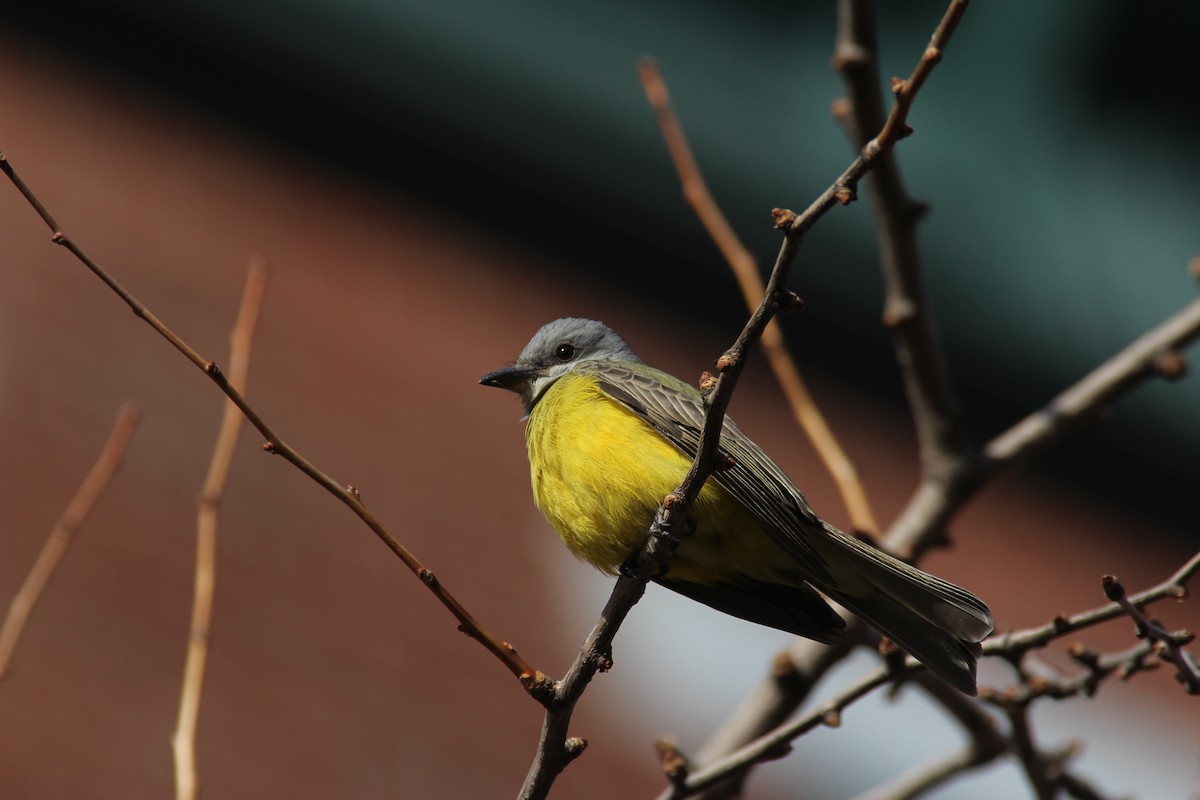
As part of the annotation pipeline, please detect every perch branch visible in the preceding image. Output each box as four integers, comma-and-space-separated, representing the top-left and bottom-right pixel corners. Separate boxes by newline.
521, 4, 970, 791
171, 259, 268, 800
520, 189, 806, 800
679, 1, 975, 792
0, 151, 549, 702
0, 402, 141, 679
638, 57, 880, 538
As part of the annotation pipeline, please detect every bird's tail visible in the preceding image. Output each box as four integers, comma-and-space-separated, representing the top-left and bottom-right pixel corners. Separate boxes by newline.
811, 522, 993, 695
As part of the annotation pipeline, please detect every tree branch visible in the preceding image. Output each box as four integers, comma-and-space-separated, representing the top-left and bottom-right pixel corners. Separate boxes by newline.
0, 152, 550, 702
983, 298, 1200, 470
666, 663, 921, 798
638, 57, 881, 538
675, 1, 977, 792
1102, 572, 1200, 694
171, 259, 268, 800
885, 291, 1200, 564
0, 402, 141, 679
832, 0, 972, 484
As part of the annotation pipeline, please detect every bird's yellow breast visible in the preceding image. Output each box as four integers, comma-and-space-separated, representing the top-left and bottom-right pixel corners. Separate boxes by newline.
525, 372, 794, 584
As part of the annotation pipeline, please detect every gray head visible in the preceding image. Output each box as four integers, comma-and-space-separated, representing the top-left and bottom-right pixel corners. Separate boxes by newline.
479, 318, 642, 414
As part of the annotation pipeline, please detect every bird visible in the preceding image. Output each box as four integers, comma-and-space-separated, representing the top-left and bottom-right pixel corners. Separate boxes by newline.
480, 317, 993, 694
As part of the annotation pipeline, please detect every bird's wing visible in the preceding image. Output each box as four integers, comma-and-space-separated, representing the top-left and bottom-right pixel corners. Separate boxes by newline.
579, 359, 834, 585
579, 359, 995, 693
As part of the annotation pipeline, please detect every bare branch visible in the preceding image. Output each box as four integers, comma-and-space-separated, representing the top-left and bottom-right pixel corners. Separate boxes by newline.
983, 644, 1145, 800
676, 634, 863, 800
667, 664, 919, 798
984, 298, 1200, 470
832, 0, 971, 484
0, 151, 550, 701
776, 0, 969, 242
883, 292, 1200, 565
171, 259, 269, 800
0, 402, 141, 679
850, 748, 992, 800
985, 551, 1199, 662
1102, 573, 1199, 694
1006, 702, 1060, 800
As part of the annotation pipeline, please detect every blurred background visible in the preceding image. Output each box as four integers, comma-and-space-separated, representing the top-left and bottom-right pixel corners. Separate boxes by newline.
1, 1, 1197, 797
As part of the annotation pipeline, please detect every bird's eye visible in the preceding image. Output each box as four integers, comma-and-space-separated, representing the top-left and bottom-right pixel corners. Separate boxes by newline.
554, 343, 576, 361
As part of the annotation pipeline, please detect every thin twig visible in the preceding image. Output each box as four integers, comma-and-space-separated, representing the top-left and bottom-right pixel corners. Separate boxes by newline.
850, 747, 993, 800
673, 632, 863, 800
637, 57, 880, 538
775, 0, 969, 244
984, 299, 1200, 470
171, 259, 269, 800
0, 151, 550, 702
667, 664, 920, 798
1102, 572, 1198, 693
0, 402, 141, 679
985, 551, 1200, 662
832, 0, 971, 490
980, 644, 1144, 800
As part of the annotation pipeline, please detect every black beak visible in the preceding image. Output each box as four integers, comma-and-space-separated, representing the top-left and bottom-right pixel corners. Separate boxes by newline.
479, 364, 538, 392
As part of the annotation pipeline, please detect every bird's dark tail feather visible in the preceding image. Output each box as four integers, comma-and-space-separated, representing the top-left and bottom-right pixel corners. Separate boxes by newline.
813, 523, 993, 695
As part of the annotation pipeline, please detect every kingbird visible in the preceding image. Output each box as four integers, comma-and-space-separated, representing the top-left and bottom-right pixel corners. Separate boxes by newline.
481, 317, 992, 694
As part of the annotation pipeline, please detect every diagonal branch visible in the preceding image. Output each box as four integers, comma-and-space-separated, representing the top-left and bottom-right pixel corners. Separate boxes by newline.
1102, 572, 1200, 694
850, 746, 996, 800
0, 152, 549, 702
675, 0, 1199, 786
638, 57, 881, 538
983, 299, 1200, 471
681, 2, 976, 794
984, 551, 1199, 662
665, 663, 921, 798
0, 402, 141, 679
